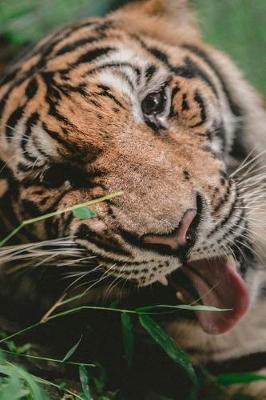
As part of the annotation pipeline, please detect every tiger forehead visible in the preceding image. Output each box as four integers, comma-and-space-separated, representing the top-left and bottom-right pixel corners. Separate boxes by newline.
0, 16, 217, 101
0, 20, 218, 135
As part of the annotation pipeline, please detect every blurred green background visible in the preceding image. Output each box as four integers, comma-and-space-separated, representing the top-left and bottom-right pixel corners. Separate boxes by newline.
0, 0, 265, 95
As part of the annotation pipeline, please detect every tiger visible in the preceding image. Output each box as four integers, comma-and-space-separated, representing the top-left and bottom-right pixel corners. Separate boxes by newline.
0, 0, 265, 398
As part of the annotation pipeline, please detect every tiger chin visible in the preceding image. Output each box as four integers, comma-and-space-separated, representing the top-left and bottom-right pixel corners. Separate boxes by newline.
0, 0, 266, 397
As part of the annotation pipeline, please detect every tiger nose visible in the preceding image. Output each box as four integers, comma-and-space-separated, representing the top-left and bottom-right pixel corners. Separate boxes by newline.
143, 209, 197, 250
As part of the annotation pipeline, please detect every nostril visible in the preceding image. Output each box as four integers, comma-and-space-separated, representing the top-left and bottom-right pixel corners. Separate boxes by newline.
143, 208, 197, 250
176, 209, 197, 246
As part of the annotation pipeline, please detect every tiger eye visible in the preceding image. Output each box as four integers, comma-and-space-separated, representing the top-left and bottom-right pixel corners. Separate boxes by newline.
141, 90, 167, 116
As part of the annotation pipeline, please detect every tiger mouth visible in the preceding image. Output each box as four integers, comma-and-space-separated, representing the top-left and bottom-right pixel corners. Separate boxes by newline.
152, 256, 249, 335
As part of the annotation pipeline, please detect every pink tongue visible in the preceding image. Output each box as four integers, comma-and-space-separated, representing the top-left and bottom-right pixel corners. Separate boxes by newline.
184, 258, 249, 335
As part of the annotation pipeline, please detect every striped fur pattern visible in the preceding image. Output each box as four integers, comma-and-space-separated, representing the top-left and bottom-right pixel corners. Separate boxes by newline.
0, 0, 266, 393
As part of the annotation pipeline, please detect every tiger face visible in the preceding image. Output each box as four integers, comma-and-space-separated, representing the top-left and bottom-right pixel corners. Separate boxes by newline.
0, 0, 265, 338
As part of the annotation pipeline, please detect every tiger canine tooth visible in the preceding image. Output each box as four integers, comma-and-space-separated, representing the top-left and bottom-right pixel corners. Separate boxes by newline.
176, 291, 185, 302
158, 276, 168, 286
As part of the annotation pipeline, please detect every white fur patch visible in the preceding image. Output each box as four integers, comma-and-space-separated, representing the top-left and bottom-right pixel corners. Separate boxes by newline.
96, 45, 171, 123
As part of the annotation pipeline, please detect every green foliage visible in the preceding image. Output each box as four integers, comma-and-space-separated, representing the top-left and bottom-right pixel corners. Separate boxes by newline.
61, 336, 83, 363
195, 0, 266, 95
0, 352, 49, 400
0, 0, 112, 46
72, 207, 97, 220
79, 365, 93, 400
218, 373, 266, 385
0, 305, 265, 399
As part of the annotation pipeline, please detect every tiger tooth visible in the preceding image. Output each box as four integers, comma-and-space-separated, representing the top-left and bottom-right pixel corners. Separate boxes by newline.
158, 276, 168, 286
176, 291, 185, 302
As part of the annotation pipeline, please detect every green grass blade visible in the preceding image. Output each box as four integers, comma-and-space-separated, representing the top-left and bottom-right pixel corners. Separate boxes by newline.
0, 191, 123, 247
0, 224, 24, 247
0, 322, 42, 345
61, 336, 83, 362
79, 365, 93, 400
35, 376, 84, 400
9, 362, 48, 400
217, 373, 266, 385
24, 191, 123, 224
0, 301, 230, 348
1, 349, 94, 368
139, 315, 198, 387
137, 304, 230, 313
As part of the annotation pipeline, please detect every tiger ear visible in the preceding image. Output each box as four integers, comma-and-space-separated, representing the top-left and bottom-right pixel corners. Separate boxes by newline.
111, 0, 201, 45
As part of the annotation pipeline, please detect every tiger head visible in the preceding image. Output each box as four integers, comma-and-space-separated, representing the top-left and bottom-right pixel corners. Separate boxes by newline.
0, 0, 265, 337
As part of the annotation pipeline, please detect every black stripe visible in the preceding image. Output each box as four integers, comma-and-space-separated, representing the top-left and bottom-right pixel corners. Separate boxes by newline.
0, 89, 10, 120
190, 90, 207, 128
213, 183, 231, 213
55, 35, 104, 57
145, 45, 219, 97
145, 65, 157, 83
208, 201, 243, 239
25, 78, 38, 100
41, 72, 76, 128
5, 106, 24, 142
213, 122, 226, 153
169, 85, 181, 117
221, 211, 246, 243
62, 212, 75, 236
22, 199, 41, 217
181, 94, 189, 111
118, 227, 189, 259
148, 47, 169, 64
173, 57, 218, 97
97, 88, 126, 109
44, 20, 103, 55
17, 162, 32, 173
0, 68, 19, 86
43, 190, 73, 238
42, 71, 61, 100
230, 134, 248, 161
70, 246, 154, 266
94, 19, 116, 33
183, 45, 242, 117
76, 224, 132, 257
21, 112, 40, 162
0, 71, 37, 121
55, 83, 87, 97
72, 47, 114, 67
42, 122, 78, 154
